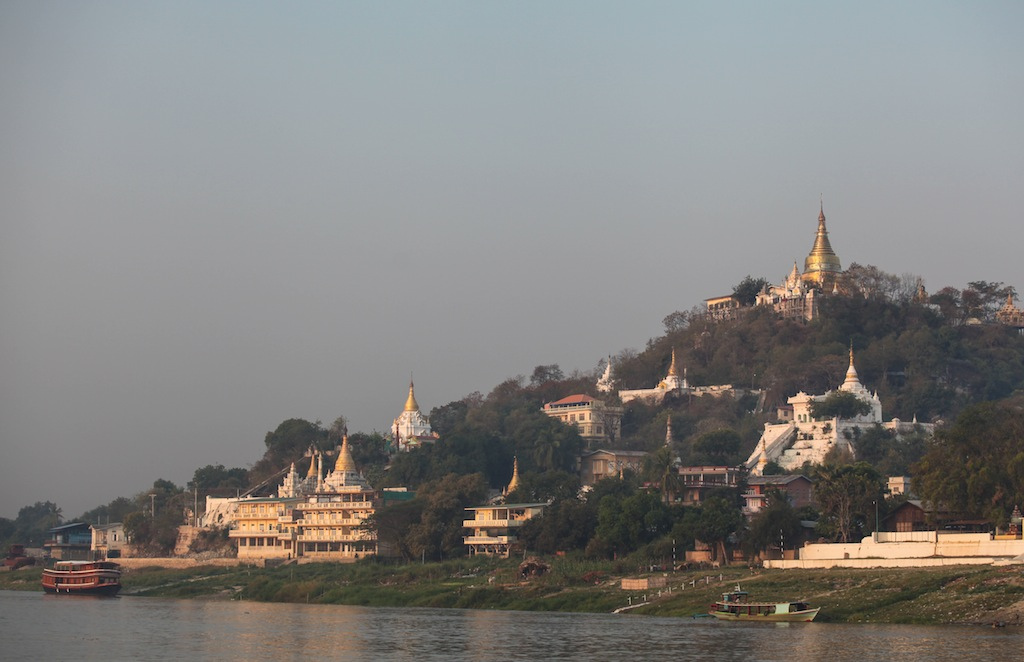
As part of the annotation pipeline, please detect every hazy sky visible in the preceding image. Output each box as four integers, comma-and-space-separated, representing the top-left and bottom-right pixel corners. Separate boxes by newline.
2, 2, 1022, 519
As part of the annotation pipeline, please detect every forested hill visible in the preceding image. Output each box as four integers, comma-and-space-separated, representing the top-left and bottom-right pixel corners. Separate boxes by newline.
625, 280, 1022, 428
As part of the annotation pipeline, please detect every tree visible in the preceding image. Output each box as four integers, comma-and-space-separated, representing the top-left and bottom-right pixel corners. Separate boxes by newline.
744, 488, 802, 558
914, 398, 1024, 527
407, 473, 488, 561
688, 495, 744, 563
813, 463, 883, 542
9, 502, 62, 546
529, 364, 564, 386
189, 465, 249, 491
691, 428, 743, 466
733, 275, 769, 306
644, 446, 681, 504
809, 391, 873, 420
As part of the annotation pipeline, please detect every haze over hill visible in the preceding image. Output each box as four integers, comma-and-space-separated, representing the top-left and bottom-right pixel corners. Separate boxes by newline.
2, 2, 1023, 517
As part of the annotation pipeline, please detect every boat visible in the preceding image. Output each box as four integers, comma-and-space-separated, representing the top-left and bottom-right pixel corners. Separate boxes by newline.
41, 560, 122, 596
708, 586, 819, 622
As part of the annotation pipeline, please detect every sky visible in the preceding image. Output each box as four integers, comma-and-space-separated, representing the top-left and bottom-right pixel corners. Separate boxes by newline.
1, 1, 1022, 519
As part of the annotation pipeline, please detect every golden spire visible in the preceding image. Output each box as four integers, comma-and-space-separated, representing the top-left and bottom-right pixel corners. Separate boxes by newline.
667, 347, 679, 377
803, 201, 842, 284
335, 435, 356, 473
404, 380, 420, 412
506, 456, 521, 495
306, 451, 318, 479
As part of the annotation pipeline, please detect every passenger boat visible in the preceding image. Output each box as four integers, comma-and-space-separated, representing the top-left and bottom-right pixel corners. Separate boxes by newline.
41, 560, 122, 596
708, 586, 819, 622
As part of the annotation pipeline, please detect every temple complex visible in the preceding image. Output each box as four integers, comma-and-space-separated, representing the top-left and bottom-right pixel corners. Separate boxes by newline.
616, 349, 761, 405
706, 203, 842, 322
746, 348, 933, 475
230, 435, 378, 561
392, 381, 437, 451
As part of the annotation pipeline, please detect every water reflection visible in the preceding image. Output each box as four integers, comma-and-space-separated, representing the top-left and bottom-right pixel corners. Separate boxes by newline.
2, 590, 1021, 662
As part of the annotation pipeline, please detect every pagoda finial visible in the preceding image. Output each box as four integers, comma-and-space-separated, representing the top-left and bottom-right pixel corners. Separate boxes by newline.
667, 347, 679, 377
404, 380, 420, 412
506, 456, 521, 495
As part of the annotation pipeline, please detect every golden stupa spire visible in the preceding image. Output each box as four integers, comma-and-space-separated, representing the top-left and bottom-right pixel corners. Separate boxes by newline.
306, 449, 319, 479
335, 434, 356, 474
667, 347, 680, 377
404, 380, 420, 412
506, 456, 521, 495
803, 200, 842, 283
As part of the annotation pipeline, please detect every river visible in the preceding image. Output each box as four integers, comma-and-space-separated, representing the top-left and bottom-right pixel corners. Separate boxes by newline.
1, 590, 1022, 661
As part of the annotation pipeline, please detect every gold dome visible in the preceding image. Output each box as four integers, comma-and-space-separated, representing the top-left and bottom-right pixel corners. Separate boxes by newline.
803, 203, 842, 285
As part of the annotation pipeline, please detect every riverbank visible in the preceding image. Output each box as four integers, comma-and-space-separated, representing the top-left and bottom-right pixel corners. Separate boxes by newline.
4, 557, 1023, 626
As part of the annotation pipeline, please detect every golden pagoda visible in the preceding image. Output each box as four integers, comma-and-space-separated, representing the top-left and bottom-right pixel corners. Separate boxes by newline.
505, 457, 521, 495
404, 381, 420, 412
802, 202, 842, 289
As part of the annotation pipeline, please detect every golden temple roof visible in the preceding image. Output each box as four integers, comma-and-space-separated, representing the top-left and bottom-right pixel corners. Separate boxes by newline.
803, 203, 842, 280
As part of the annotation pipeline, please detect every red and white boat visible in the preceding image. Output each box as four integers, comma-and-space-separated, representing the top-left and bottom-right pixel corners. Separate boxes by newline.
41, 560, 122, 596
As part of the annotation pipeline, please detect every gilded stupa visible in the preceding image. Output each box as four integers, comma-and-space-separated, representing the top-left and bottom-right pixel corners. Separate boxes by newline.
393, 380, 436, 451
802, 202, 842, 289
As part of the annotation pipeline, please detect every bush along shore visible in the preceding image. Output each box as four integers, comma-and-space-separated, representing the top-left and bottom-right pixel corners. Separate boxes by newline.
5, 556, 1024, 625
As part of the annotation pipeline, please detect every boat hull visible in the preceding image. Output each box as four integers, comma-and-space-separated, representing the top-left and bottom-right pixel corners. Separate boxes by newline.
709, 607, 819, 622
41, 561, 122, 596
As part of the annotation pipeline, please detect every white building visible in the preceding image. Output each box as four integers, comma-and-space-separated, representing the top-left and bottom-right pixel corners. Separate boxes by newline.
392, 381, 436, 451
746, 348, 933, 475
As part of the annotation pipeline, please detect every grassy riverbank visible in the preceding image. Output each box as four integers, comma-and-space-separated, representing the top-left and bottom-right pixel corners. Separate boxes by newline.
5, 558, 1024, 625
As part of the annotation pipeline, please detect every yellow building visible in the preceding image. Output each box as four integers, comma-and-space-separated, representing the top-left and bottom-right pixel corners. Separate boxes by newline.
230, 436, 379, 562
463, 503, 547, 557
542, 394, 623, 443
579, 449, 649, 486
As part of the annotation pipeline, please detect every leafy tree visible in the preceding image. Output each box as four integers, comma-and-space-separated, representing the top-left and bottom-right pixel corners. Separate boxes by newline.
733, 275, 769, 306
913, 398, 1024, 527
250, 418, 327, 485
407, 473, 488, 561
529, 364, 564, 386
644, 446, 682, 504
506, 470, 581, 504
744, 488, 803, 557
809, 390, 873, 420
595, 490, 672, 557
8, 501, 62, 546
687, 495, 744, 563
364, 498, 426, 563
517, 499, 594, 554
77, 497, 140, 525
189, 465, 249, 491
813, 463, 883, 542
691, 428, 743, 466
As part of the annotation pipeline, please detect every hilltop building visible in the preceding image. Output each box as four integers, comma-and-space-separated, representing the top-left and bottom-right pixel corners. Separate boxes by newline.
746, 348, 933, 475
542, 394, 623, 444
392, 381, 437, 452
617, 349, 762, 404
996, 293, 1024, 334
706, 203, 842, 322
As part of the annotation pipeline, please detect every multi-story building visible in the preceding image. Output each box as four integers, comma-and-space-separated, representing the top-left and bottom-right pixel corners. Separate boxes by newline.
90, 522, 127, 560
463, 502, 547, 557
542, 394, 623, 444
678, 466, 744, 506
742, 475, 815, 516
230, 436, 379, 562
579, 449, 649, 486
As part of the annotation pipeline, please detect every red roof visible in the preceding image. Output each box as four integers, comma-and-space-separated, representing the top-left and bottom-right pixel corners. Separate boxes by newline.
545, 394, 595, 407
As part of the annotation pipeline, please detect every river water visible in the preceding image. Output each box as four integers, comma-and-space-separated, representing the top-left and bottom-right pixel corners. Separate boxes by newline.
1, 590, 1022, 661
